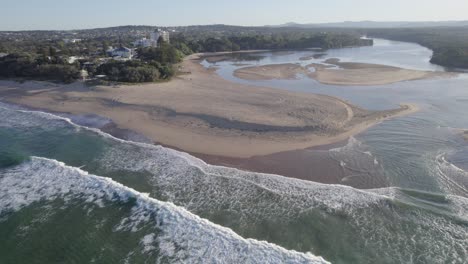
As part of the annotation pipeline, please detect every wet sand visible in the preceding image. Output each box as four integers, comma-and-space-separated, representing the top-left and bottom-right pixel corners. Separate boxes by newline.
233, 58, 456, 85
308, 59, 456, 86
234, 63, 307, 80
195, 141, 389, 189
98, 117, 387, 189
3, 99, 384, 188
0, 54, 416, 158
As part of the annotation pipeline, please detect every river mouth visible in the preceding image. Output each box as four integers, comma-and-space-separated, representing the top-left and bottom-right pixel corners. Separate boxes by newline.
1, 38, 468, 263
1, 103, 467, 263
202, 38, 468, 197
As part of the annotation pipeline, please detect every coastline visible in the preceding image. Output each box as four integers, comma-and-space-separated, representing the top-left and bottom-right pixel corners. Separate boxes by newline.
0, 100, 392, 189
0, 53, 418, 159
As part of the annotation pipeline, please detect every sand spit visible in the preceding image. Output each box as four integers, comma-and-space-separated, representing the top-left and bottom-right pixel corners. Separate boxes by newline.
308, 58, 456, 86
234, 58, 456, 85
0, 54, 418, 158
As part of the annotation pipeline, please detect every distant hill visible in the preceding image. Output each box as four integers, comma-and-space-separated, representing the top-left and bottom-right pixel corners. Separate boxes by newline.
268, 21, 468, 28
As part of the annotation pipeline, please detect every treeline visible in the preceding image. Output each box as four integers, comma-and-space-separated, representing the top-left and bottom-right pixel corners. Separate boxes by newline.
0, 42, 185, 83
103, 33, 370, 82
0, 53, 80, 83
0, 26, 373, 83
177, 33, 372, 53
365, 27, 468, 69
431, 48, 468, 69
95, 60, 174, 83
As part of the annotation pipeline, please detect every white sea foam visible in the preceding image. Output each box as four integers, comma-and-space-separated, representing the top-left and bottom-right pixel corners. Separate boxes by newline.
2, 103, 468, 263
140, 233, 157, 253
0, 102, 391, 216
329, 136, 361, 153
431, 152, 468, 197
0, 157, 329, 263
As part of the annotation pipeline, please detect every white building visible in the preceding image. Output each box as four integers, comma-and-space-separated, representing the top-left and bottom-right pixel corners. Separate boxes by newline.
109, 47, 133, 59
159, 29, 170, 43
63, 38, 82, 44
133, 29, 170, 48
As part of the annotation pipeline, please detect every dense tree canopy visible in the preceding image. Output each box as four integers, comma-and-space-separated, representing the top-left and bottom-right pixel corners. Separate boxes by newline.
0, 25, 376, 83
0, 53, 80, 83
96, 60, 161, 83
186, 33, 372, 53
365, 27, 468, 69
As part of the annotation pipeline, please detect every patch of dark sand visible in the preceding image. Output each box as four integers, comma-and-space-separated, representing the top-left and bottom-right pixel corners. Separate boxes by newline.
195, 141, 389, 189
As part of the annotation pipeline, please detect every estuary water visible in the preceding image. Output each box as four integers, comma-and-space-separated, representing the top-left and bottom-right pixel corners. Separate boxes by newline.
1, 39, 468, 263
205, 39, 468, 196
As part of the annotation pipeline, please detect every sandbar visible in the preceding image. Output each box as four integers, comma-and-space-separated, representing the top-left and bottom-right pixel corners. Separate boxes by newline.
233, 58, 456, 85
0, 54, 418, 158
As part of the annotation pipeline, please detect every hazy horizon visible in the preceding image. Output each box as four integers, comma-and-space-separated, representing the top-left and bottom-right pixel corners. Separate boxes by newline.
2, 0, 468, 31
3, 20, 468, 32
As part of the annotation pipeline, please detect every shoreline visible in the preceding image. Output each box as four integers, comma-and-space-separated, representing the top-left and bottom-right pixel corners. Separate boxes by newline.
0, 54, 418, 159
0, 99, 391, 189
233, 59, 457, 85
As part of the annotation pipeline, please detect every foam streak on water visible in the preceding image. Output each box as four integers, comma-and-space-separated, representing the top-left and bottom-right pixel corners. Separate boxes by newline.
1, 103, 468, 263
0, 157, 328, 264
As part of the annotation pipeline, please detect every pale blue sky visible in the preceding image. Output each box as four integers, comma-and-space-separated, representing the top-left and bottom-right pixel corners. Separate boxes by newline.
2, 0, 468, 30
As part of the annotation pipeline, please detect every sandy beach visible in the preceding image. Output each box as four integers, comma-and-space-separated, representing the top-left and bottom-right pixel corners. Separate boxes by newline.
233, 58, 456, 85
0, 54, 417, 159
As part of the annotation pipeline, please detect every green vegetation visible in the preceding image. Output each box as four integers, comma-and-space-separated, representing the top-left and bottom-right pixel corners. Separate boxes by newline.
0, 53, 80, 83
96, 60, 169, 83
365, 27, 468, 69
137, 43, 185, 64
98, 43, 185, 83
0, 25, 373, 83
184, 32, 372, 53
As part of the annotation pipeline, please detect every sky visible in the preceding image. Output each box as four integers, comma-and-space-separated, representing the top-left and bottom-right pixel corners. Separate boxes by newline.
2, 0, 468, 30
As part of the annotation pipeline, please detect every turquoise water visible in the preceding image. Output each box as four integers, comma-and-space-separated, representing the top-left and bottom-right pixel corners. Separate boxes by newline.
1, 39, 468, 263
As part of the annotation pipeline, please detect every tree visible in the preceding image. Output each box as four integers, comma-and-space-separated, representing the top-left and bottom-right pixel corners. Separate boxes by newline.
158, 36, 165, 46
49, 46, 56, 57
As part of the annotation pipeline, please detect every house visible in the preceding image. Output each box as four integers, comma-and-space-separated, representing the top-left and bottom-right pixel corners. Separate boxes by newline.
67, 56, 84, 64
109, 47, 133, 59
63, 38, 82, 44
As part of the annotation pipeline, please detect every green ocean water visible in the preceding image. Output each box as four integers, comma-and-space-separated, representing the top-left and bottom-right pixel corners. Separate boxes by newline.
0, 101, 467, 264
2, 38, 468, 264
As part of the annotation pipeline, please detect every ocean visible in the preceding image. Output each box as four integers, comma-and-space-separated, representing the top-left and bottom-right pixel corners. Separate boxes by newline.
1, 39, 468, 263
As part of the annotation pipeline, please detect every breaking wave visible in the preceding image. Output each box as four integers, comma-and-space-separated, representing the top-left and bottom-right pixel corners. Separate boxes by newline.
1, 103, 467, 263
0, 157, 328, 263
